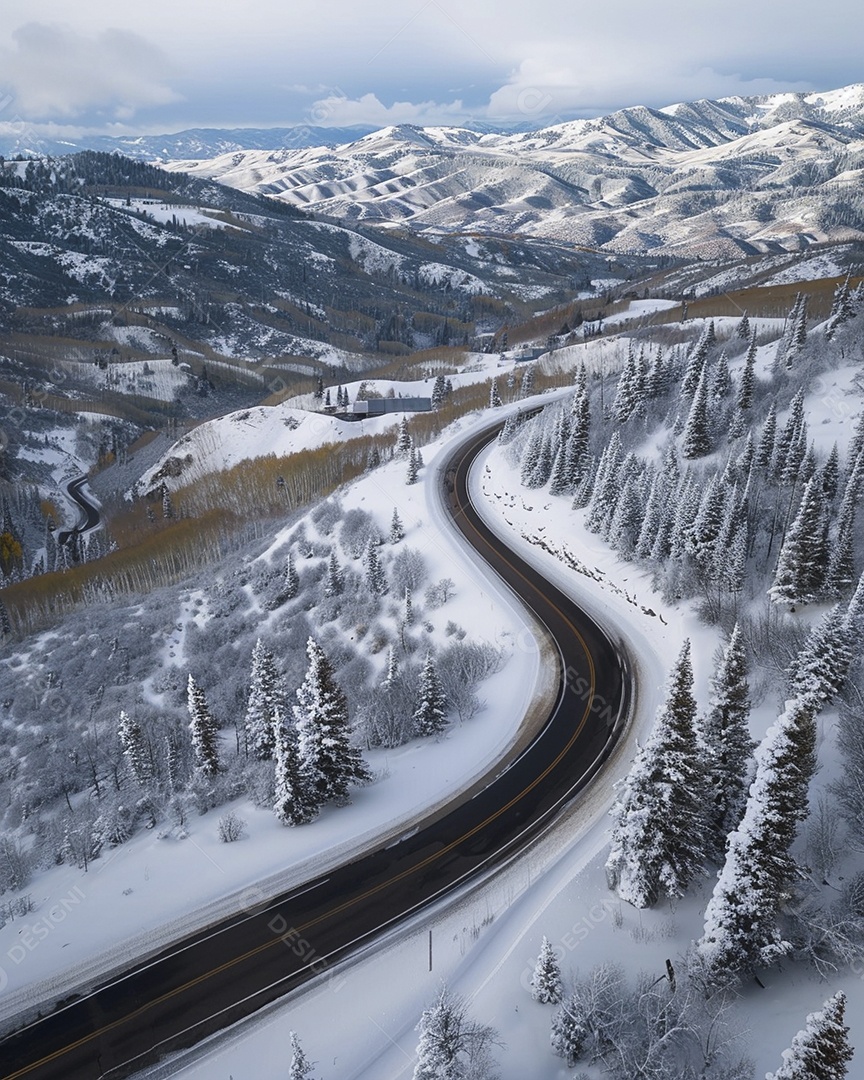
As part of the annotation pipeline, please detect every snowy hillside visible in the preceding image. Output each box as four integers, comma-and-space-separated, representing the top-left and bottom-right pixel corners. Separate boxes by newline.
162, 83, 864, 255
114, 285, 864, 1079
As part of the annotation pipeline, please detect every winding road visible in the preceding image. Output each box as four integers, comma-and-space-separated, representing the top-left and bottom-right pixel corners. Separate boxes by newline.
56, 477, 101, 549
1, 420, 632, 1080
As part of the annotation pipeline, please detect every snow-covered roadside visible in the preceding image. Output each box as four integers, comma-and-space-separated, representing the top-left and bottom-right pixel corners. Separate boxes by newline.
0, 409, 552, 1033
146, 385, 864, 1080
136, 407, 690, 1080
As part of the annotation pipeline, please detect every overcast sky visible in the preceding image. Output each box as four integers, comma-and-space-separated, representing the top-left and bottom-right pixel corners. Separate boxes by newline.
1, 0, 862, 137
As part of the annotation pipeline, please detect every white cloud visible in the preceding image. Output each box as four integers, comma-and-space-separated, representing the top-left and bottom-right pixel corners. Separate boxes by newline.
0, 23, 180, 121
309, 91, 470, 128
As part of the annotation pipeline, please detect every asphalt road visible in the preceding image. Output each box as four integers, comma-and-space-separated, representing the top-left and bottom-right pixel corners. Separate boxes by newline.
56, 477, 101, 548
1, 420, 631, 1080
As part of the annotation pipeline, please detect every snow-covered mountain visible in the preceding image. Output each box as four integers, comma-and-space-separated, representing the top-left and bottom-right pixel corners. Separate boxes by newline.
160, 85, 864, 258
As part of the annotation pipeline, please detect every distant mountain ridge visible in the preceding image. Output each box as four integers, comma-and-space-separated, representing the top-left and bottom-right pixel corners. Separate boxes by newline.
151, 84, 864, 259
0, 120, 540, 162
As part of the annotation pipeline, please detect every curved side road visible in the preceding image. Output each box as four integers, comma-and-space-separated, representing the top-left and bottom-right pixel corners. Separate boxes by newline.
56, 477, 100, 548
0, 420, 632, 1080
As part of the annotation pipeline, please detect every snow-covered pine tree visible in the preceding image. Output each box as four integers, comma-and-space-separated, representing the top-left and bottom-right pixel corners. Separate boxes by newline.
605, 641, 707, 907
695, 695, 819, 982
294, 637, 371, 804
681, 365, 712, 459
277, 552, 300, 603
550, 995, 588, 1067
820, 443, 840, 503
323, 551, 343, 598
737, 330, 757, 411
245, 639, 283, 760
682, 326, 712, 396
187, 674, 219, 776
825, 277, 856, 340
756, 403, 778, 470
700, 624, 755, 859
531, 936, 564, 1003
414, 652, 448, 738
736, 311, 751, 340
519, 363, 535, 398
585, 431, 624, 533
786, 604, 853, 707
606, 475, 644, 558
365, 537, 388, 596
274, 715, 317, 825
118, 710, 152, 786
431, 374, 447, 409
711, 350, 731, 399
489, 378, 502, 407
404, 585, 414, 625
161, 483, 174, 520
288, 1031, 318, 1080
406, 443, 420, 485
766, 991, 854, 1080
395, 416, 413, 457
383, 645, 399, 689
769, 477, 829, 606
612, 342, 644, 423
775, 389, 807, 486
389, 507, 406, 543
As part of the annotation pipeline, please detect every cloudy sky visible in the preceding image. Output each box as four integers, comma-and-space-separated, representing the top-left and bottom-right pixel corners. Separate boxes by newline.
1, 0, 861, 136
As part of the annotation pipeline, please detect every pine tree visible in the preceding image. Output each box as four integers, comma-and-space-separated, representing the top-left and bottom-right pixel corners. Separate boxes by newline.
294, 638, 371, 804
280, 552, 300, 601
766, 992, 854, 1080
118, 710, 152, 786
586, 431, 623, 533
681, 365, 712, 459
786, 605, 853, 707
365, 538, 388, 596
756, 403, 778, 470
825, 276, 856, 340
404, 585, 414, 625
389, 507, 406, 543
245, 639, 283, 760
605, 641, 707, 907
550, 996, 588, 1067
769, 477, 829, 605
431, 374, 447, 409
682, 326, 712, 395
396, 416, 413, 457
531, 936, 564, 1003
414, 652, 447, 738
406, 443, 420, 485
323, 551, 343, 598
0, 598, 11, 638
736, 311, 751, 340
519, 363, 535, 398
737, 330, 757, 411
382, 645, 399, 689
711, 350, 731, 399
820, 443, 840, 503
696, 696, 818, 982
288, 1032, 318, 1080
161, 483, 174, 520
701, 624, 755, 858
187, 674, 219, 777
274, 715, 317, 826
489, 378, 502, 407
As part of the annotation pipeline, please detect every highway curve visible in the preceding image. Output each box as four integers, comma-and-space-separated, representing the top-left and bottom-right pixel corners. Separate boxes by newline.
0, 419, 632, 1080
